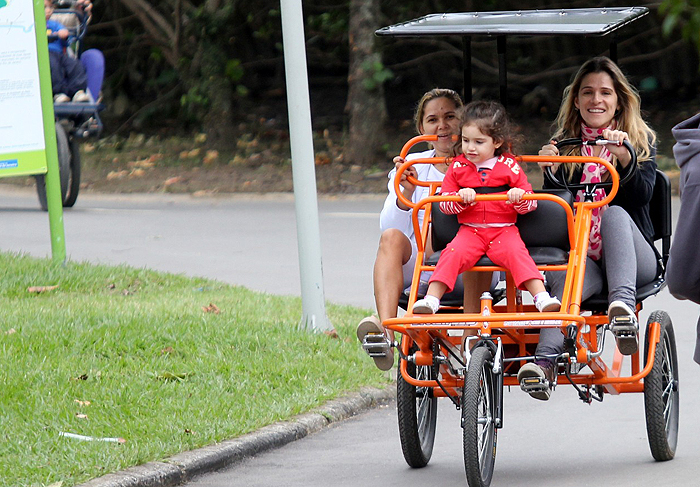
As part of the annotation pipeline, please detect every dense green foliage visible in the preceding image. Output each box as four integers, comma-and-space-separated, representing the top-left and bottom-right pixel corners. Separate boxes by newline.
660, 0, 700, 54
83, 1, 698, 153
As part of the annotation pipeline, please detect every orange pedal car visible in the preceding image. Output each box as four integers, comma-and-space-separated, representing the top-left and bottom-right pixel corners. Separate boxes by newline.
370, 134, 678, 487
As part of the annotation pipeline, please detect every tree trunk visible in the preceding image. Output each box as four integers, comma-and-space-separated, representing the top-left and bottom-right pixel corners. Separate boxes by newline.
346, 0, 387, 166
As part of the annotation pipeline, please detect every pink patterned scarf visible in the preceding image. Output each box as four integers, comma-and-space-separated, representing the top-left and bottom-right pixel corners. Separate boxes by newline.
578, 122, 615, 260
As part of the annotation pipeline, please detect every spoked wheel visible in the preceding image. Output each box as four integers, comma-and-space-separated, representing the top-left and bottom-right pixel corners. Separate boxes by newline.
643, 310, 679, 461
397, 342, 438, 468
62, 136, 81, 207
36, 122, 70, 210
462, 346, 497, 487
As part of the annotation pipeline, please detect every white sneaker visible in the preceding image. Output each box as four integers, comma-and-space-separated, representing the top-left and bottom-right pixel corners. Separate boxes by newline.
413, 296, 440, 314
535, 294, 561, 313
54, 93, 70, 103
72, 90, 90, 103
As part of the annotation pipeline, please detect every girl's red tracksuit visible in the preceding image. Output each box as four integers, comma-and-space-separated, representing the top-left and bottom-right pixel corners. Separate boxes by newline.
430, 153, 542, 291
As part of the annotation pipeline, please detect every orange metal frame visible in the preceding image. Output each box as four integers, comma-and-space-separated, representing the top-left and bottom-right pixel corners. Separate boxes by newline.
384, 135, 661, 399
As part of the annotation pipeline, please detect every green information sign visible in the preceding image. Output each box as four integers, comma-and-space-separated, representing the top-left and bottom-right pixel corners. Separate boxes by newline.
0, 0, 66, 262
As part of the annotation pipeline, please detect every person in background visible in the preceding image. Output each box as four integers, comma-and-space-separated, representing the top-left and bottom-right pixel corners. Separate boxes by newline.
666, 112, 700, 366
45, 0, 89, 103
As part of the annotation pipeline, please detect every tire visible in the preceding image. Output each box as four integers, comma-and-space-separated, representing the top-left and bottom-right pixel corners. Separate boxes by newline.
396, 343, 438, 468
643, 310, 679, 461
62, 136, 81, 207
462, 346, 497, 487
36, 122, 70, 210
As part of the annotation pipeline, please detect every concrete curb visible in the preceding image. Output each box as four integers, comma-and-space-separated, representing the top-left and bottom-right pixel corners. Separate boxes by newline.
77, 386, 394, 487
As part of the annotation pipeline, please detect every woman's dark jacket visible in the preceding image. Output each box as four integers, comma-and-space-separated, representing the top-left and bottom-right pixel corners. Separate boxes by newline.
543, 145, 657, 245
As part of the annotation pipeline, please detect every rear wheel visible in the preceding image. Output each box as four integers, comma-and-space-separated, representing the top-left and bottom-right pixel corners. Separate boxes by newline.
397, 342, 438, 468
462, 346, 497, 487
643, 310, 679, 461
36, 122, 70, 210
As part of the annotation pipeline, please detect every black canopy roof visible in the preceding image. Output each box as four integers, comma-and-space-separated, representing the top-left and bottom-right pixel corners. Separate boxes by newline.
375, 7, 649, 105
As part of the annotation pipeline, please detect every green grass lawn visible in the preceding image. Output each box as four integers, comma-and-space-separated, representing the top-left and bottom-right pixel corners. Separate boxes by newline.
0, 252, 390, 486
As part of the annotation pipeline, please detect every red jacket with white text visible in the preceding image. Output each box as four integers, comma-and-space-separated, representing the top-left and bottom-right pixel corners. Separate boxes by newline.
440, 153, 536, 225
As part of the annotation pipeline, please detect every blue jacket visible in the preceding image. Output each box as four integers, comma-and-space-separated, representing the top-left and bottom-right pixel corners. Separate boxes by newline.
46, 19, 68, 53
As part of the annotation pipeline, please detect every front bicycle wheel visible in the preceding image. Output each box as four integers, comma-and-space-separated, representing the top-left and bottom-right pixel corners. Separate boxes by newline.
462, 346, 497, 487
397, 342, 438, 468
643, 310, 679, 461
36, 122, 70, 210
63, 135, 81, 207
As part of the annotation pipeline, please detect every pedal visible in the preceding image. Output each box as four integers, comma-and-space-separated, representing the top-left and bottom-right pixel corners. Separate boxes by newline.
610, 315, 637, 337
361, 334, 391, 357
519, 376, 549, 394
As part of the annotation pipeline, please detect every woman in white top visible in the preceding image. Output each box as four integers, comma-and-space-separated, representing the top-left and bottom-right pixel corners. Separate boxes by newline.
357, 88, 492, 370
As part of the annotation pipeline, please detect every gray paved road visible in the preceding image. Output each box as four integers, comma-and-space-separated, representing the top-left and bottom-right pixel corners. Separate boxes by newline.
2, 186, 698, 486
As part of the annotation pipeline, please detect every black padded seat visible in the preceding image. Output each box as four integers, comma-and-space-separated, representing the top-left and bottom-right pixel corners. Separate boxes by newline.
398, 188, 573, 310
430, 188, 573, 266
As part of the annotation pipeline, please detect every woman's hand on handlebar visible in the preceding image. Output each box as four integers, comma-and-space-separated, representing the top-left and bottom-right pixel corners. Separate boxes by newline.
394, 156, 416, 210
538, 140, 561, 173
601, 129, 632, 167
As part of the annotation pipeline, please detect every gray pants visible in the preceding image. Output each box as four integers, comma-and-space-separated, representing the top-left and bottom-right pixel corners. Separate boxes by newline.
536, 206, 658, 358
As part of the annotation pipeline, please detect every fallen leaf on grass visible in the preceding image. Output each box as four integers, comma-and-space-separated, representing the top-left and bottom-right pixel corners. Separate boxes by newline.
179, 148, 201, 159
315, 151, 331, 166
106, 170, 128, 180
27, 285, 58, 293
128, 168, 146, 178
184, 428, 196, 435
164, 176, 183, 187
75, 413, 88, 419
4, 328, 16, 335
229, 155, 246, 166
161, 346, 175, 355
324, 329, 339, 339
127, 158, 155, 169
47, 482, 63, 487
203, 150, 219, 165
74, 399, 91, 407
202, 303, 220, 314
71, 374, 89, 381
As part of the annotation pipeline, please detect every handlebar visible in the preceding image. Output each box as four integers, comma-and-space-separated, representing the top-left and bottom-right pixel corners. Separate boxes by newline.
542, 137, 637, 194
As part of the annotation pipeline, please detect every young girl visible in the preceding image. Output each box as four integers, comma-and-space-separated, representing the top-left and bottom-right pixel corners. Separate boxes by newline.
412, 100, 560, 315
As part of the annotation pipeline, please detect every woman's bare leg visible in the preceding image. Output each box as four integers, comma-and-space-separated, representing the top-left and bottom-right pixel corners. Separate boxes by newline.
373, 229, 413, 339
